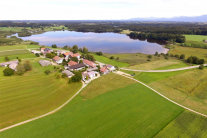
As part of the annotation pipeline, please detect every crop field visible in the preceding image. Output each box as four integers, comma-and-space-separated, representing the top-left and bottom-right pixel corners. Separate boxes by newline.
127, 59, 188, 70
185, 35, 207, 42
169, 45, 207, 61
156, 111, 207, 137
93, 54, 129, 67
0, 73, 183, 137
104, 53, 161, 66
0, 59, 82, 129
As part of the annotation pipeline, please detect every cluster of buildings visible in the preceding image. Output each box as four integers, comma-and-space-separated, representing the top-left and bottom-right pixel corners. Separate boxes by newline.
33, 47, 116, 82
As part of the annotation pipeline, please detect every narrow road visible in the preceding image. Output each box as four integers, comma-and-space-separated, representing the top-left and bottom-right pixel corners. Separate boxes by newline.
121, 64, 207, 72
115, 71, 207, 118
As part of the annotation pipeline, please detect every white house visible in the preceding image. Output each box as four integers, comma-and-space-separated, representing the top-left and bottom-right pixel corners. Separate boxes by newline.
53, 56, 63, 64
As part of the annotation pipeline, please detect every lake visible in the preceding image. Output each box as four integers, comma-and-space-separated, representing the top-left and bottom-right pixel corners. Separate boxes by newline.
18, 31, 168, 54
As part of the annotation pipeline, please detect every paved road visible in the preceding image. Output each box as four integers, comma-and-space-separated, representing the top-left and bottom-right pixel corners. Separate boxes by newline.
121, 64, 207, 72
115, 71, 207, 118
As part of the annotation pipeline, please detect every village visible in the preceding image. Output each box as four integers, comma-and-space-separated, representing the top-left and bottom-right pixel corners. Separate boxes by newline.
0, 47, 116, 83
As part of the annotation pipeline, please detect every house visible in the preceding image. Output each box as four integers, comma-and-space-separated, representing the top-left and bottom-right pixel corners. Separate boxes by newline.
53, 56, 63, 64
39, 60, 51, 66
205, 40, 207, 43
71, 53, 81, 60
64, 52, 73, 59
9, 63, 18, 71
106, 64, 116, 71
68, 60, 78, 66
31, 50, 41, 54
100, 66, 109, 74
56, 50, 66, 56
87, 67, 98, 72
83, 59, 96, 68
82, 71, 98, 81
41, 48, 53, 54
0, 60, 19, 67
69, 63, 85, 71
62, 70, 74, 78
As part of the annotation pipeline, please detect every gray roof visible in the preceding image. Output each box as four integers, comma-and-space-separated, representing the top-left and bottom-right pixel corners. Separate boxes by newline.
69, 63, 85, 70
62, 70, 74, 76
0, 60, 19, 67
39, 60, 51, 66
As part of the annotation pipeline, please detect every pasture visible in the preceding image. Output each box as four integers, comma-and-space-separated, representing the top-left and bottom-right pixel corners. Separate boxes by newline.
0, 73, 183, 137
93, 54, 129, 67
0, 59, 82, 129
185, 35, 207, 42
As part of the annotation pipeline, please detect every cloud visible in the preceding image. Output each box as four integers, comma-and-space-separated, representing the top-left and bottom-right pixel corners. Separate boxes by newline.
0, 0, 207, 20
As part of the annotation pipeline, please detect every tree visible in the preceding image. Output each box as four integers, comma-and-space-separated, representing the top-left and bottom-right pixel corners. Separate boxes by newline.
23, 61, 32, 71
82, 46, 88, 54
52, 44, 57, 48
4, 56, 9, 61
62, 59, 67, 66
69, 72, 82, 83
180, 54, 185, 59
72, 45, 78, 53
110, 56, 114, 60
198, 59, 205, 64
16, 64, 25, 75
35, 53, 40, 57
71, 57, 78, 62
116, 57, 119, 60
154, 52, 158, 56
46, 53, 56, 59
199, 64, 204, 70
147, 55, 152, 59
96, 51, 103, 56
3, 68, 14, 76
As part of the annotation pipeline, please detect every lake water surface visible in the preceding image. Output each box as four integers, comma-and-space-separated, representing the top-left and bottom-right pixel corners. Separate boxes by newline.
18, 31, 168, 54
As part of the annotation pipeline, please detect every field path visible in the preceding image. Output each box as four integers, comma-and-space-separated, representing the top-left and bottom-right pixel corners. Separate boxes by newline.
0, 83, 87, 133
115, 71, 207, 118
121, 64, 207, 72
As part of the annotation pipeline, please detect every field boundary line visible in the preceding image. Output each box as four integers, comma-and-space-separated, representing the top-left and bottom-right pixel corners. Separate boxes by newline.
0, 49, 28, 53
115, 71, 207, 118
121, 64, 207, 72
0, 82, 89, 133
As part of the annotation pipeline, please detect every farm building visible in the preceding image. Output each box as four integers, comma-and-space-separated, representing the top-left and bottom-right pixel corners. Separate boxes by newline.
69, 63, 85, 71
39, 60, 51, 67
83, 59, 96, 68
62, 70, 74, 78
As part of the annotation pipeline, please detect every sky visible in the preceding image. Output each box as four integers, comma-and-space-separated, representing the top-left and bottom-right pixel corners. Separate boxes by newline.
1, 0, 207, 20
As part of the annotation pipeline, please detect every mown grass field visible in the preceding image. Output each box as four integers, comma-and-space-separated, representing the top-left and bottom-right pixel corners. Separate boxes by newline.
185, 35, 207, 42
127, 59, 188, 70
169, 45, 207, 61
0, 73, 184, 137
93, 54, 129, 67
156, 111, 207, 137
0, 59, 82, 129
123, 67, 207, 115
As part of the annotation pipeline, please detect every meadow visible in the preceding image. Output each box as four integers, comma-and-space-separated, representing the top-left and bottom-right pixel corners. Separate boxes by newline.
0, 73, 183, 137
185, 35, 207, 42
0, 58, 82, 129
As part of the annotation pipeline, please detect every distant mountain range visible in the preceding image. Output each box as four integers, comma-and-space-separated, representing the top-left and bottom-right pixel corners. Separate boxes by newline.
129, 15, 207, 22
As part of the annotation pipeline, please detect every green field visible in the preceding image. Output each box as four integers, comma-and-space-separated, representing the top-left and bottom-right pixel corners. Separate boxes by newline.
93, 54, 129, 67
0, 73, 184, 137
0, 59, 82, 129
185, 35, 207, 42
169, 45, 207, 61
127, 59, 188, 70
156, 111, 207, 137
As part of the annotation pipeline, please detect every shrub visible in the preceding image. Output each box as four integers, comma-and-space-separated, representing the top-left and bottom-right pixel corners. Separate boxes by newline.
44, 70, 51, 75
180, 54, 185, 59
35, 53, 40, 57
24, 61, 32, 71
3, 68, 14, 76
110, 56, 114, 60
4, 56, 9, 61
154, 52, 158, 56
69, 72, 82, 83
51, 44, 57, 48
96, 51, 103, 56
16, 64, 25, 75
199, 64, 204, 70
62, 73, 67, 78
147, 55, 152, 59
